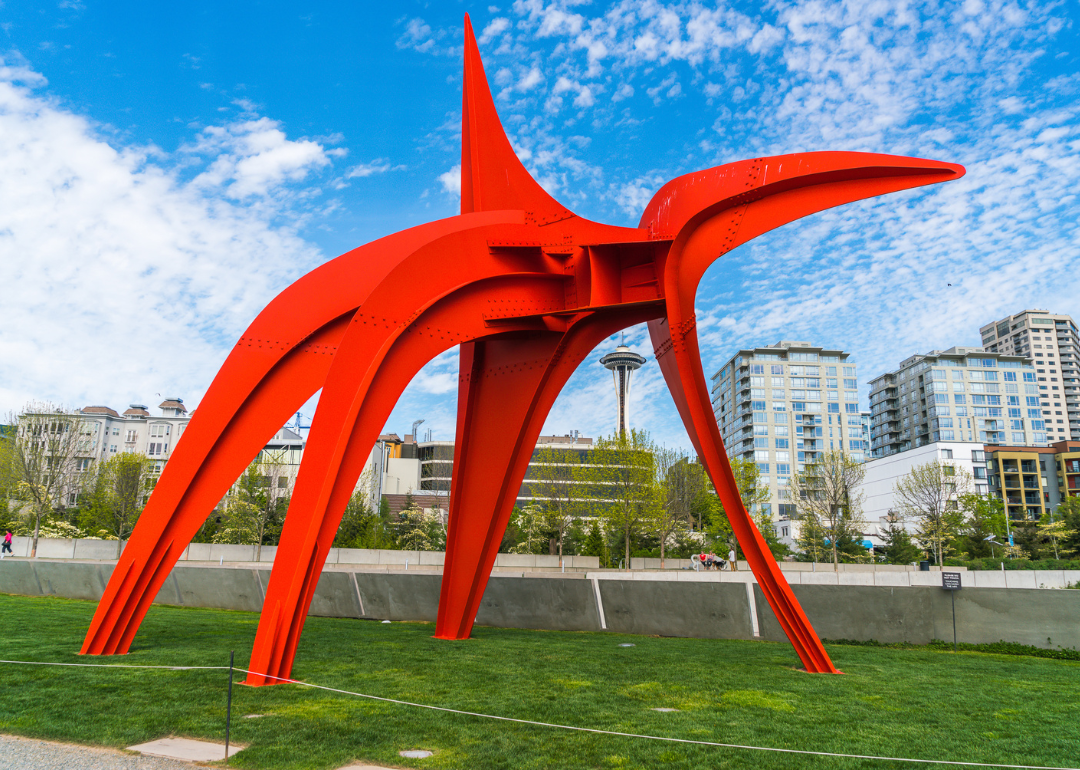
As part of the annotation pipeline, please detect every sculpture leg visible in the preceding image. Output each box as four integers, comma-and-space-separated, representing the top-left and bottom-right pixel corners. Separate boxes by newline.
244, 321, 442, 685
648, 316, 837, 673
436, 308, 664, 639
435, 334, 564, 639
245, 277, 569, 684
79, 316, 348, 655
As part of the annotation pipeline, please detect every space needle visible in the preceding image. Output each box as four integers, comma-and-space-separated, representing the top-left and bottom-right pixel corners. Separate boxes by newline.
599, 336, 647, 437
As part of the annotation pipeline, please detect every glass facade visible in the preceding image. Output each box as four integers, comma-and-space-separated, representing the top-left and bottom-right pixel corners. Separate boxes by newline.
710, 342, 865, 526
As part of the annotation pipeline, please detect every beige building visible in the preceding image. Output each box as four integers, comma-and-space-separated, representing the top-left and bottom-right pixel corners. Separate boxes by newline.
710, 341, 867, 540
984, 440, 1080, 523
979, 310, 1079, 441
58, 399, 304, 505
869, 347, 1044, 459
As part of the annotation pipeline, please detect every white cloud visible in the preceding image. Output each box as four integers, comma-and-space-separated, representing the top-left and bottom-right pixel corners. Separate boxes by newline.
438, 164, 462, 195
187, 117, 332, 199
516, 66, 544, 92
0, 63, 324, 414
480, 17, 511, 45
397, 17, 435, 53
610, 174, 664, 218
347, 159, 393, 178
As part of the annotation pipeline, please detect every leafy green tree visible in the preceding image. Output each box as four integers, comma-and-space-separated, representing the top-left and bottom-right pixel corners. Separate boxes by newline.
79, 452, 157, 558
956, 494, 1006, 559
894, 461, 971, 565
879, 521, 923, 565
1055, 495, 1080, 557
508, 503, 549, 554
334, 490, 394, 549
651, 448, 705, 567
792, 450, 866, 570
706, 458, 789, 560
395, 504, 445, 551
530, 444, 581, 559
575, 429, 658, 569
213, 452, 291, 557
580, 520, 608, 566
795, 512, 827, 564
1012, 521, 1044, 560
4, 404, 88, 556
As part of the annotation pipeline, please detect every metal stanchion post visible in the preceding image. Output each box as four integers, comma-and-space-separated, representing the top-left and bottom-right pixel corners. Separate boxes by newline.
225, 650, 234, 765
951, 591, 957, 653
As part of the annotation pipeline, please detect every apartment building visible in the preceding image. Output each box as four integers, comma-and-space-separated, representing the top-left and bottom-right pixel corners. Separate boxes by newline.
710, 342, 867, 528
979, 310, 1080, 441
30, 399, 305, 505
860, 442, 989, 544
869, 347, 1044, 459
984, 440, 1080, 522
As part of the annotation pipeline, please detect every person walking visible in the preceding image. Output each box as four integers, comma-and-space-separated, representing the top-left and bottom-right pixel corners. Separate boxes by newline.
728, 546, 737, 571
1, 530, 13, 558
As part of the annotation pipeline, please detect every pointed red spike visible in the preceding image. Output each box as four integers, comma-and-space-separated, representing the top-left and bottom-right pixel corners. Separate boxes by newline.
461, 15, 570, 217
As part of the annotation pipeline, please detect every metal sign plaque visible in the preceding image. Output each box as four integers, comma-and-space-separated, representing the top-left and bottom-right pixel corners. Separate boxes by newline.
942, 572, 962, 590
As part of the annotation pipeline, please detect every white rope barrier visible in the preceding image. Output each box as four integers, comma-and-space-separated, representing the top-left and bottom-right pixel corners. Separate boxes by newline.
0, 658, 228, 670
0, 658, 1075, 770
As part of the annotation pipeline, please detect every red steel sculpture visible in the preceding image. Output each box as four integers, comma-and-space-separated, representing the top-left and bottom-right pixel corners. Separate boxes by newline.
80, 16, 964, 681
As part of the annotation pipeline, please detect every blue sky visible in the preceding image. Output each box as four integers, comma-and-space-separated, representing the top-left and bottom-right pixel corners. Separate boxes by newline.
0, 1, 1078, 450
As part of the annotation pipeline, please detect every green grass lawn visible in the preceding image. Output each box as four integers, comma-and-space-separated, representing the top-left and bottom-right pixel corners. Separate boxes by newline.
0, 594, 1076, 770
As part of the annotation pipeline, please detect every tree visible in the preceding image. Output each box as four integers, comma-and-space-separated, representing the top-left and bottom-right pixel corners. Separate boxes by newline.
879, 520, 923, 565
894, 461, 971, 566
395, 504, 445, 551
652, 448, 704, 567
792, 450, 866, 570
1055, 495, 1080, 557
334, 490, 394, 549
509, 503, 548, 554
579, 519, 608, 566
711, 457, 788, 559
79, 452, 157, 557
529, 444, 582, 559
214, 451, 291, 557
3, 403, 89, 557
957, 494, 1007, 559
575, 429, 657, 569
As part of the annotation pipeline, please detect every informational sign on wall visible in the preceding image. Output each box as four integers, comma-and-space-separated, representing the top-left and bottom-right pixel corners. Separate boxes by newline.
942, 572, 962, 590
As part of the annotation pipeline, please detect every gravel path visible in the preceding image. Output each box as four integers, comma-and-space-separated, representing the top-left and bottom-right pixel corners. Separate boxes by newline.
0, 734, 211, 769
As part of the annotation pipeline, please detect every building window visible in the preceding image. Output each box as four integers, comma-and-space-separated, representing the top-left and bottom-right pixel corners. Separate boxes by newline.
941, 449, 953, 459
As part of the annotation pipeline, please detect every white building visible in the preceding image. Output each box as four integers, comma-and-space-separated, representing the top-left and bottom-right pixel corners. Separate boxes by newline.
859, 442, 989, 545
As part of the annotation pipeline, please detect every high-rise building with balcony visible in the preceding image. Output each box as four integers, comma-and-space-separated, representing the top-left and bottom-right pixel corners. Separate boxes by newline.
978, 310, 1080, 441
710, 341, 865, 529
869, 347, 1043, 459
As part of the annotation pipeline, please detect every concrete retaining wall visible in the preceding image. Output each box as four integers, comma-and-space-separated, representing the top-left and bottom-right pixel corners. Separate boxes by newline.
4, 559, 1076, 650
598, 579, 753, 639
753, 584, 1080, 649
5, 537, 603, 571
